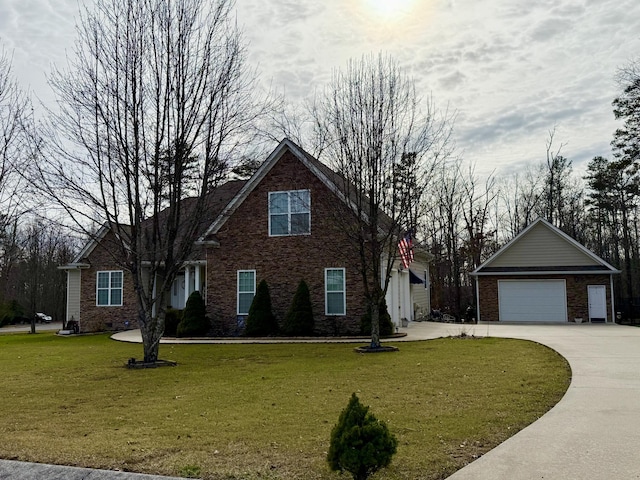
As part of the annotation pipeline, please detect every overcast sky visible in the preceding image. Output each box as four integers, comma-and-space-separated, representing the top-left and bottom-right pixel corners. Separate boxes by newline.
1, 0, 639, 176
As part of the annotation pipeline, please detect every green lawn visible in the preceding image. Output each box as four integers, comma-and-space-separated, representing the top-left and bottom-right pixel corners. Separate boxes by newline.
0, 332, 570, 479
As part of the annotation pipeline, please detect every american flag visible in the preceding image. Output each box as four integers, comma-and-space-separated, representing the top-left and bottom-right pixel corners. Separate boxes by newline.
398, 231, 414, 269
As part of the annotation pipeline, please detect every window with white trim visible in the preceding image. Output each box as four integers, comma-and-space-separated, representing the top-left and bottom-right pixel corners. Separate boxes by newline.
325, 268, 346, 315
96, 271, 123, 306
237, 270, 256, 315
269, 189, 310, 236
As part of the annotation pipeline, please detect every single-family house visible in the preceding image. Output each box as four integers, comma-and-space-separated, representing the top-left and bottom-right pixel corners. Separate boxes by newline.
61, 138, 430, 335
471, 218, 619, 323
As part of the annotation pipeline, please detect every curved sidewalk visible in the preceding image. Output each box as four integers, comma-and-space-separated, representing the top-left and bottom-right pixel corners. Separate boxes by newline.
114, 322, 640, 479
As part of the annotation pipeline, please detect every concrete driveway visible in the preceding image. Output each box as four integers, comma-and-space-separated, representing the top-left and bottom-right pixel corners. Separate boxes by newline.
402, 322, 640, 480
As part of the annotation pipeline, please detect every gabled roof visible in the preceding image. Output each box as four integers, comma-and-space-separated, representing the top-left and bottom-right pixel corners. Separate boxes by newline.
69, 223, 112, 264
198, 138, 358, 243
64, 180, 246, 267
472, 218, 620, 275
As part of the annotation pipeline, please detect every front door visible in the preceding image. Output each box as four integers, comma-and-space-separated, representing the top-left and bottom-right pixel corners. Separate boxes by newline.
588, 285, 607, 322
171, 274, 186, 309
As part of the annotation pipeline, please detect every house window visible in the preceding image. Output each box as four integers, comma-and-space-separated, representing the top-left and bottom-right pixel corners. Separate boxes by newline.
269, 189, 310, 236
237, 270, 256, 315
325, 268, 346, 315
96, 271, 123, 306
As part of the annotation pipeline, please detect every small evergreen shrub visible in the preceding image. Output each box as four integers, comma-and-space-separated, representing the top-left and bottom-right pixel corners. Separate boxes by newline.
360, 299, 394, 336
282, 280, 314, 336
163, 308, 183, 337
0, 300, 24, 327
327, 393, 398, 480
177, 291, 209, 337
244, 280, 279, 336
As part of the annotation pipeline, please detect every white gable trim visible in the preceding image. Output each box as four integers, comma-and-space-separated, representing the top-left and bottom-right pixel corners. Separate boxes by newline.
198, 138, 359, 241
471, 218, 620, 275
70, 223, 111, 264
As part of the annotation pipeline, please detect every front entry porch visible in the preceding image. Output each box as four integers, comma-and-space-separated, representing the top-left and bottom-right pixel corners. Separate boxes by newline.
170, 262, 206, 309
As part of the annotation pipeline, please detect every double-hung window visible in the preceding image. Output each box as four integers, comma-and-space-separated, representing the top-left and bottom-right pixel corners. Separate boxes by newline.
96, 271, 123, 306
325, 268, 346, 315
237, 270, 256, 315
269, 189, 310, 236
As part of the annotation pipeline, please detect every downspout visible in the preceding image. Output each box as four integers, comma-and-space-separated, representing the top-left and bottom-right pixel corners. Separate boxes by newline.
474, 275, 481, 322
610, 275, 616, 324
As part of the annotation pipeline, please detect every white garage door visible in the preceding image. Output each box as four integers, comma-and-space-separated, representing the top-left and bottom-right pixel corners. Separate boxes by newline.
498, 280, 567, 322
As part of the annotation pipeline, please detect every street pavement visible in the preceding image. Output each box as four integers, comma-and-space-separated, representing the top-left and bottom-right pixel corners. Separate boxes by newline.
0, 322, 63, 334
0, 461, 190, 480
2, 321, 639, 479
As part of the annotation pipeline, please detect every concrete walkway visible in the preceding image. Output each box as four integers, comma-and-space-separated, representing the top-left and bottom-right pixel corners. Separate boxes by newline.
4, 322, 640, 478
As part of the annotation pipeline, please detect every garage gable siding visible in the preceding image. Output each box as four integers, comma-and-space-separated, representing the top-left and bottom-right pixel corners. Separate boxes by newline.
490, 222, 597, 268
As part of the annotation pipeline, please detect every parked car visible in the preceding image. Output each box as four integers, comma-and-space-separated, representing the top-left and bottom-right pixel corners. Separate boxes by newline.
35, 313, 52, 323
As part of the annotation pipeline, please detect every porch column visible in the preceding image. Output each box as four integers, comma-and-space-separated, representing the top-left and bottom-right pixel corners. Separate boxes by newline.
184, 266, 191, 307
194, 265, 201, 292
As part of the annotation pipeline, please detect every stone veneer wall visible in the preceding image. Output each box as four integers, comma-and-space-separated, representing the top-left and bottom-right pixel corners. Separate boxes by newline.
476, 274, 613, 322
206, 150, 367, 336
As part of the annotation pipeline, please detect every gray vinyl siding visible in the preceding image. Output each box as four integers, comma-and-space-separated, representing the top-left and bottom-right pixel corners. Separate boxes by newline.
66, 269, 81, 323
410, 258, 430, 317
490, 222, 597, 268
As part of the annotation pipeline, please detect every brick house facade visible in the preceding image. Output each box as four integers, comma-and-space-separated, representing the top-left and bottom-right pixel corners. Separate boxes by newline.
472, 219, 619, 323
203, 147, 367, 335
77, 230, 139, 331
61, 139, 422, 334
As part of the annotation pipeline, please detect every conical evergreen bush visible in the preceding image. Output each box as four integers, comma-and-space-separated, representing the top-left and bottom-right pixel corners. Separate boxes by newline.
282, 280, 314, 336
244, 279, 279, 336
327, 393, 397, 480
176, 291, 209, 337
360, 298, 394, 336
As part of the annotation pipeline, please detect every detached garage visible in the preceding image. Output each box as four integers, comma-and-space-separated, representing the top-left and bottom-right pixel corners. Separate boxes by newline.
472, 219, 619, 323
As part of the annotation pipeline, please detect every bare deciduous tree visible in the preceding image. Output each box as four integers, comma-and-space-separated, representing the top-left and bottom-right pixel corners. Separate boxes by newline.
0, 45, 34, 304
37, 0, 263, 362
311, 54, 453, 348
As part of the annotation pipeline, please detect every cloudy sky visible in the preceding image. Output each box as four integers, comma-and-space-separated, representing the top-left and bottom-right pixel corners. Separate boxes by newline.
2, 0, 639, 176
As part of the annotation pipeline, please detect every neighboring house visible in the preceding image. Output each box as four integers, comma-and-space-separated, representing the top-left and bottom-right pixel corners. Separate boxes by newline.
471, 218, 620, 323
61, 138, 430, 335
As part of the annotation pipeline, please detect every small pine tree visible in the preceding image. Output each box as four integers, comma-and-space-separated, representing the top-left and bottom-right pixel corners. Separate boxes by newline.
282, 280, 314, 336
360, 299, 394, 337
244, 280, 279, 336
328, 393, 398, 480
176, 291, 209, 337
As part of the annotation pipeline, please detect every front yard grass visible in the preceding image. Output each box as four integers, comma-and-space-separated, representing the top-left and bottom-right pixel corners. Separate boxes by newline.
0, 332, 570, 479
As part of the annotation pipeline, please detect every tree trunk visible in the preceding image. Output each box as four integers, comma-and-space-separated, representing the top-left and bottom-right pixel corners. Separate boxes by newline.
139, 309, 164, 363
370, 298, 381, 349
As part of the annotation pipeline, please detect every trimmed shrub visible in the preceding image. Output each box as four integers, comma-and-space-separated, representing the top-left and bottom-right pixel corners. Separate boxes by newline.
282, 280, 314, 336
163, 308, 183, 337
0, 300, 25, 327
327, 393, 398, 480
360, 299, 394, 337
244, 280, 278, 336
176, 291, 209, 337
